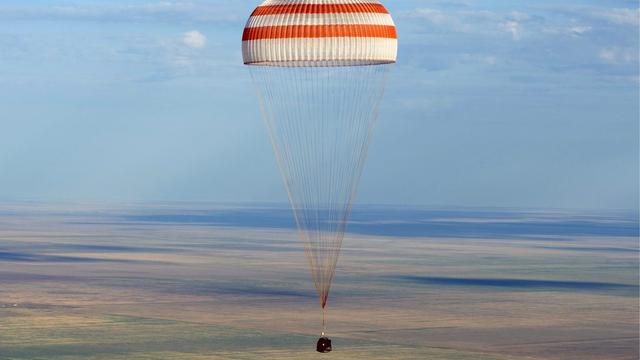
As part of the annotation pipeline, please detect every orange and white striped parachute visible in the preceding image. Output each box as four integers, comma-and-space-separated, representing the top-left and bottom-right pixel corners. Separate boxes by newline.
243, 0, 397, 338
243, 0, 397, 66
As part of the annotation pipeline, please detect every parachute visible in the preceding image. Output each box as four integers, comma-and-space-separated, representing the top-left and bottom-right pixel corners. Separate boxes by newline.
242, 0, 397, 346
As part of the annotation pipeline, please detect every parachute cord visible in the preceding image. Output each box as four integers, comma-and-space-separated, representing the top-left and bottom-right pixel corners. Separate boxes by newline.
322, 307, 326, 337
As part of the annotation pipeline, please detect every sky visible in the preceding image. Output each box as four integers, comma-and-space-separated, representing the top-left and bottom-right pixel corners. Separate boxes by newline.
0, 0, 638, 210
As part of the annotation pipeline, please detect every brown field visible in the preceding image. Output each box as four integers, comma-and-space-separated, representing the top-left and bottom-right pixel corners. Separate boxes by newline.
0, 203, 637, 359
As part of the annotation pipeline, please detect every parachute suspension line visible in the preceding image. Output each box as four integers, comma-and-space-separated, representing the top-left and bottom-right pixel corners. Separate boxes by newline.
254, 66, 322, 299
322, 307, 327, 336
250, 64, 391, 316
252, 68, 321, 299
321, 65, 390, 307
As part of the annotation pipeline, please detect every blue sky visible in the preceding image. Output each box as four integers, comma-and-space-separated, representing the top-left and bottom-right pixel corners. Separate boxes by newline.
0, 0, 638, 210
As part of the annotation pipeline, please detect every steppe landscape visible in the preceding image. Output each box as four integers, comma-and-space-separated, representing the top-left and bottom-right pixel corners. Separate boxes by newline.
0, 202, 637, 360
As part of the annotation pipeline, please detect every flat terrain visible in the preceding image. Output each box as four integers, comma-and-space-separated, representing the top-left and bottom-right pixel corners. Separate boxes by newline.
0, 203, 637, 359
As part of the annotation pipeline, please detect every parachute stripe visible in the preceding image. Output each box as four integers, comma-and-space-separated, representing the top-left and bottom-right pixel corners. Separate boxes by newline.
242, 25, 396, 41
251, 3, 388, 16
243, 37, 397, 65
245, 13, 395, 28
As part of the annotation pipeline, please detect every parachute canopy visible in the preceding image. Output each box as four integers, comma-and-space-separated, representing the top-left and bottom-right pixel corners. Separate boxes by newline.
242, 0, 398, 67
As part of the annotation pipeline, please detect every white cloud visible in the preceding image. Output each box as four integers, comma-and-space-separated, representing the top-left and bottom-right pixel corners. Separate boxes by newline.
509, 11, 530, 22
407, 8, 528, 40
569, 25, 592, 35
540, 22, 593, 37
409, 8, 497, 25
559, 7, 639, 27
412, 8, 449, 25
482, 56, 497, 65
409, 8, 471, 31
0, 2, 243, 23
593, 8, 640, 26
503, 21, 521, 40
598, 47, 637, 64
182, 30, 206, 49
460, 53, 498, 66
599, 48, 617, 62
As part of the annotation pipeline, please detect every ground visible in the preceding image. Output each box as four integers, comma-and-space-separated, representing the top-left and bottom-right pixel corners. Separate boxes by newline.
0, 203, 637, 359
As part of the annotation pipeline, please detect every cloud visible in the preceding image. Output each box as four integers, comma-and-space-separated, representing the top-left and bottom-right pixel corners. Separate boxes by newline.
408, 8, 500, 31
503, 21, 521, 40
592, 8, 640, 26
412, 8, 451, 26
398, 3, 638, 87
599, 49, 617, 62
556, 6, 640, 27
509, 11, 530, 22
182, 30, 206, 49
598, 47, 637, 64
408, 8, 478, 33
540, 23, 593, 37
569, 25, 592, 35
0, 1, 243, 23
406, 8, 528, 40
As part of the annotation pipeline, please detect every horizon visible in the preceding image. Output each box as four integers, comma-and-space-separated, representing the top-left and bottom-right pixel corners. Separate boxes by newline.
1, 199, 639, 213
